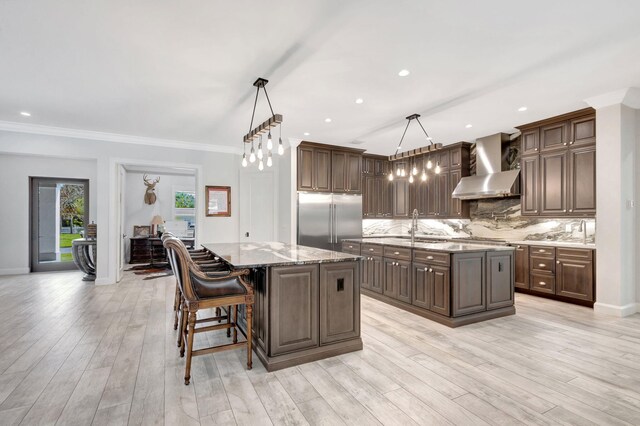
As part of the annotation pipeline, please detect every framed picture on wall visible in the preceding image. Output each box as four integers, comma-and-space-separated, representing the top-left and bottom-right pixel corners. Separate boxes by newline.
133, 225, 151, 237
205, 186, 231, 217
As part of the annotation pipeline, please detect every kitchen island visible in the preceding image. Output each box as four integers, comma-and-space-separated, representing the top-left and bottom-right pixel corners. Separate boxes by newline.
342, 238, 516, 327
201, 242, 362, 372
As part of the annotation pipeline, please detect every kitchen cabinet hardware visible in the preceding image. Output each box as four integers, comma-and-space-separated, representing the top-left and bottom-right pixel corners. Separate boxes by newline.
539, 281, 546, 286
539, 263, 545, 268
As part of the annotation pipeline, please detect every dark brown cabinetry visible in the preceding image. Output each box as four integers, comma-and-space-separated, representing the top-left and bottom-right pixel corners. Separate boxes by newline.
555, 248, 594, 302
362, 155, 392, 218
514, 244, 530, 289
360, 243, 383, 294
517, 108, 595, 218
515, 244, 595, 306
430, 265, 451, 316
297, 146, 331, 192
130, 237, 194, 264
486, 252, 514, 310
383, 258, 411, 303
393, 180, 410, 217
319, 262, 360, 344
452, 252, 486, 317
297, 142, 363, 193
270, 264, 319, 355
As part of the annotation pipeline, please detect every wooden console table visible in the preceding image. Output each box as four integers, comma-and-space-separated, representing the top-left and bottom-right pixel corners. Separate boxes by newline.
129, 237, 195, 264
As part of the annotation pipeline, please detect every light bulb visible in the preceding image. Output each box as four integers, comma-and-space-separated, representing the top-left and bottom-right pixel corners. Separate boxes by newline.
412, 166, 418, 175
267, 132, 273, 150
257, 142, 263, 160
435, 163, 441, 174
409, 174, 414, 183
421, 171, 427, 181
241, 153, 248, 167
267, 152, 273, 167
277, 137, 284, 155
401, 169, 406, 177
426, 159, 433, 169
388, 173, 394, 181
249, 147, 256, 163
258, 159, 264, 171
396, 167, 401, 177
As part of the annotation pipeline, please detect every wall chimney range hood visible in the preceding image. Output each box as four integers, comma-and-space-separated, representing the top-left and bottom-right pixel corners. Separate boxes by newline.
452, 133, 520, 200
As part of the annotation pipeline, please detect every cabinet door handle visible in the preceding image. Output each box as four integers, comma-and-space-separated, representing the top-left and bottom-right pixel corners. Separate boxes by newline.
539, 281, 546, 286
538, 263, 545, 268
348, 245, 353, 249
539, 249, 546, 253
394, 251, 400, 255
516, 245, 521, 248
426, 255, 434, 260
369, 248, 374, 252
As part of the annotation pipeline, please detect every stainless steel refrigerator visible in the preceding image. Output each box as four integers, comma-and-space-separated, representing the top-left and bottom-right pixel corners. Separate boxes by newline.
297, 192, 362, 251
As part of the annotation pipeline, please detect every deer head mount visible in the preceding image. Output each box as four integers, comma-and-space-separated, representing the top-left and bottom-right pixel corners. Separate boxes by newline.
143, 174, 160, 205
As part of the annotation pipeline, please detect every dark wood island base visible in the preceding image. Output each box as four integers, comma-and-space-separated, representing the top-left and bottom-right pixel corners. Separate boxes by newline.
201, 243, 363, 372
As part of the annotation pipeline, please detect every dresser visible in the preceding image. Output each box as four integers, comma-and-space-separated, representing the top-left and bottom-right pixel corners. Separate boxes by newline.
129, 237, 195, 264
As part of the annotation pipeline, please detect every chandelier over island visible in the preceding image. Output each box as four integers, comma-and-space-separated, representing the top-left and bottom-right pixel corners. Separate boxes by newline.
241, 77, 284, 170
388, 113, 443, 183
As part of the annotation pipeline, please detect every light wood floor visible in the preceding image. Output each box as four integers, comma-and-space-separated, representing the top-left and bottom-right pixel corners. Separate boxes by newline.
1, 271, 640, 426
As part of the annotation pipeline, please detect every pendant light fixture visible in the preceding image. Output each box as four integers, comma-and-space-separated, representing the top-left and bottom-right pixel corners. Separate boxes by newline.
242, 77, 284, 170
387, 113, 442, 183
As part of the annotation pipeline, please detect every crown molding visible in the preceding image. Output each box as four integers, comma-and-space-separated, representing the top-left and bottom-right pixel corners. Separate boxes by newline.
584, 87, 640, 110
0, 121, 242, 154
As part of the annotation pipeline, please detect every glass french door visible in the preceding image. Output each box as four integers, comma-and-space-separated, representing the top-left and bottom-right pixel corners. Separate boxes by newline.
30, 177, 89, 272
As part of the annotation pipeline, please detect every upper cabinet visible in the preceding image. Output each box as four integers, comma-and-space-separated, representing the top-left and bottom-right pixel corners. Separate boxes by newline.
517, 108, 595, 218
297, 142, 363, 194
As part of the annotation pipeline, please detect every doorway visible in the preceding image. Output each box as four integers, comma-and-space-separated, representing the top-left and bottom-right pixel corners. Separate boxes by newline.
30, 177, 89, 272
239, 170, 276, 242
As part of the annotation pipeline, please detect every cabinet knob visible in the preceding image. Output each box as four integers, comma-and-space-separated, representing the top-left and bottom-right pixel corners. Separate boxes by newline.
369, 248, 374, 252
539, 263, 545, 268
556, 260, 560, 264
394, 251, 400, 255
569, 209, 573, 212
348, 245, 353, 249
534, 148, 538, 151
563, 209, 566, 212
429, 268, 433, 273
424, 267, 428, 272
539, 281, 546, 286
569, 141, 574, 145
426, 256, 434, 260
516, 245, 521, 248
563, 142, 568, 146
539, 249, 546, 253
534, 210, 538, 213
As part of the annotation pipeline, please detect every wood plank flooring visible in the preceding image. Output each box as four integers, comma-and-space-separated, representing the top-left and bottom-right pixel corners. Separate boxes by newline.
1, 271, 640, 425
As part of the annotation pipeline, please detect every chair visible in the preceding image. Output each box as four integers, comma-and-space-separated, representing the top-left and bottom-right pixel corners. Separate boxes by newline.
165, 238, 254, 385
162, 233, 229, 331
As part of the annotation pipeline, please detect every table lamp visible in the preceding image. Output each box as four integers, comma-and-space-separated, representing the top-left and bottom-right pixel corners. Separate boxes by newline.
151, 215, 164, 237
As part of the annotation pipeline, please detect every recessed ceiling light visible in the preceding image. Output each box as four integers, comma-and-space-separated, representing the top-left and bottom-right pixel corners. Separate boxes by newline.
20, 111, 31, 117
398, 69, 410, 77
325, 118, 332, 123
303, 132, 310, 136
518, 106, 528, 112
355, 98, 364, 104
465, 124, 473, 128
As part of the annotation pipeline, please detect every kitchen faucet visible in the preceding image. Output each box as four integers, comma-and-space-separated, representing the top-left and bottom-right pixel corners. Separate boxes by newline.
411, 209, 419, 245
578, 220, 587, 244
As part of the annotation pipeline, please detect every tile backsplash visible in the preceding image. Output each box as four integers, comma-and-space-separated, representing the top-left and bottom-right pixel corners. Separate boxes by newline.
363, 198, 595, 243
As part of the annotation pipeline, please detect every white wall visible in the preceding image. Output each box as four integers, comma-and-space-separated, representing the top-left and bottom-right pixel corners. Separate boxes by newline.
0, 130, 240, 283
0, 153, 98, 275
637, 108, 640, 304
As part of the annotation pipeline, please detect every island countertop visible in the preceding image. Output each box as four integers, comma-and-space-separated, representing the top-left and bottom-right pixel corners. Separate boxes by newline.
342, 237, 515, 253
201, 242, 361, 268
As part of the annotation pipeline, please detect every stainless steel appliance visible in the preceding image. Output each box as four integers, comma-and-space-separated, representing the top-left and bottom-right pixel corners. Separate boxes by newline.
297, 192, 362, 251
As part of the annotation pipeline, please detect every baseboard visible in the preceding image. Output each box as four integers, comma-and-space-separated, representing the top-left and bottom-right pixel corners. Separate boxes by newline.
0, 267, 30, 276
593, 301, 638, 317
95, 276, 116, 285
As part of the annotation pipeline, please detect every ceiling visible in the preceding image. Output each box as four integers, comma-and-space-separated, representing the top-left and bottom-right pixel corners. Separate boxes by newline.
1, 0, 640, 155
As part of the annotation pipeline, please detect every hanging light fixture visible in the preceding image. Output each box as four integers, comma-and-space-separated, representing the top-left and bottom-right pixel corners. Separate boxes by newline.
242, 77, 283, 170
387, 113, 442, 182
435, 162, 441, 174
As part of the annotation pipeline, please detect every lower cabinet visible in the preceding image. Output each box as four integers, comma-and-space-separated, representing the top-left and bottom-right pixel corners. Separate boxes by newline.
411, 263, 430, 309
270, 265, 319, 356
486, 251, 514, 310
430, 265, 451, 316
383, 258, 411, 303
269, 262, 360, 356
362, 255, 383, 293
514, 245, 595, 305
452, 252, 486, 317
319, 262, 360, 344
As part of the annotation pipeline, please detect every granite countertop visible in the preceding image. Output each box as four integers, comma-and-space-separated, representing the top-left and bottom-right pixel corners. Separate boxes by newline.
361, 235, 595, 249
201, 242, 361, 268
343, 238, 514, 253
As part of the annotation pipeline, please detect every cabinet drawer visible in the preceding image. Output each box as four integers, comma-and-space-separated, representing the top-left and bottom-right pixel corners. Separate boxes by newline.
383, 246, 412, 260
529, 246, 555, 258
361, 244, 383, 256
413, 250, 450, 266
530, 271, 555, 294
341, 242, 360, 255
530, 255, 555, 273
557, 247, 593, 261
